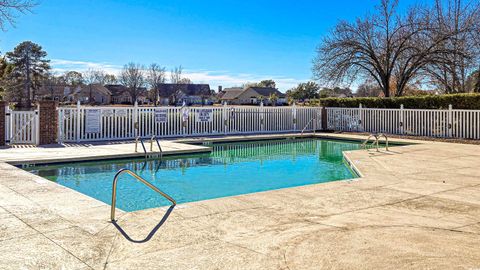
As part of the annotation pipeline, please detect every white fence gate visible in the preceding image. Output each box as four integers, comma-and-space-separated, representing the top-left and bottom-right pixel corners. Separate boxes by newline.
5, 107, 39, 145
326, 105, 480, 140
58, 104, 322, 143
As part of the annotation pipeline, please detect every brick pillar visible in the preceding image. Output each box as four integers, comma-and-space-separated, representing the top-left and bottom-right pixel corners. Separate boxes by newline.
38, 101, 58, 145
0, 101, 7, 146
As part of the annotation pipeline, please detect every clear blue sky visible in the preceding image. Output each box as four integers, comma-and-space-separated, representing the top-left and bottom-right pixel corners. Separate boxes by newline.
0, 0, 426, 91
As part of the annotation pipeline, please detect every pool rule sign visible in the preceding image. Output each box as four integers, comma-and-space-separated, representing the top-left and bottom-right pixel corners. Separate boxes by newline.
85, 109, 101, 133
155, 109, 168, 123
196, 108, 213, 122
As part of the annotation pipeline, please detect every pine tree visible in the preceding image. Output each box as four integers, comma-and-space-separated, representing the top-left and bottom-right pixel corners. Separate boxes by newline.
5, 41, 50, 108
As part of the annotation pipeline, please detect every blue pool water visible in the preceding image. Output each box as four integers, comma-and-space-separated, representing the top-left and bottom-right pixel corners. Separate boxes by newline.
25, 139, 361, 211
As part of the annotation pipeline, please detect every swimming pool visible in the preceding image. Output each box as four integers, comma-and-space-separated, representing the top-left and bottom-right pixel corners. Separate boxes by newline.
25, 139, 361, 212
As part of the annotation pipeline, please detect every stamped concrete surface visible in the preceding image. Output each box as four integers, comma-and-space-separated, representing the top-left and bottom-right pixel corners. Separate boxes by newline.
0, 134, 479, 269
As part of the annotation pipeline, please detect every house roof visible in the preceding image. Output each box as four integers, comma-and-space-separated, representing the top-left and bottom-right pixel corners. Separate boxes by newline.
37, 84, 77, 97
70, 84, 111, 96
104, 84, 149, 98
248, 87, 286, 98
219, 88, 245, 100
104, 84, 129, 96
156, 84, 211, 97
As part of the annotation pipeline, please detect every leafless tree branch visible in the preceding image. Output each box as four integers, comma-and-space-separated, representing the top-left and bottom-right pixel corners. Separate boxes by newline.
0, 0, 37, 31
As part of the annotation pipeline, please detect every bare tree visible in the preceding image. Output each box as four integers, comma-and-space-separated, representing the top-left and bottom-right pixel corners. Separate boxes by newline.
83, 68, 105, 103
170, 66, 183, 84
313, 0, 473, 97
356, 81, 383, 97
42, 71, 62, 100
170, 65, 191, 84
0, 0, 37, 31
120, 63, 145, 104
146, 63, 166, 105
102, 73, 117, 85
423, 0, 480, 93
178, 77, 192, 84
60, 71, 83, 86
314, 0, 409, 97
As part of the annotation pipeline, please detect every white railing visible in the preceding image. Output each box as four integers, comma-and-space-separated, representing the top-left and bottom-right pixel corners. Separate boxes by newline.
58, 103, 322, 143
326, 105, 480, 140
5, 107, 39, 145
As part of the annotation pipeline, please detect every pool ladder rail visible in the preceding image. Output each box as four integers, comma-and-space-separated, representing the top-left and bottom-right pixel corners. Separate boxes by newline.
362, 133, 389, 152
135, 136, 163, 159
110, 168, 176, 222
301, 116, 318, 135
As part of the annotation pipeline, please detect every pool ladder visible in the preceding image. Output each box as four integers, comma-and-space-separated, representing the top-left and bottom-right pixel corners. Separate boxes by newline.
110, 168, 176, 221
362, 133, 389, 152
301, 116, 318, 135
135, 136, 163, 159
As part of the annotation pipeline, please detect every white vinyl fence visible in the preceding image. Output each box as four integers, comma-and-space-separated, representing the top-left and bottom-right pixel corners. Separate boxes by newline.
5, 107, 39, 145
58, 104, 322, 143
326, 105, 480, 139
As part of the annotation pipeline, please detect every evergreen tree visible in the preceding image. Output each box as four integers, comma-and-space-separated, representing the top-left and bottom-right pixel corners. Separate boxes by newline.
5, 41, 50, 108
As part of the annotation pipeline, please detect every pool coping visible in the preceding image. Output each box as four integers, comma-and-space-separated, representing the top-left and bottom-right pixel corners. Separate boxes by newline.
0, 133, 427, 231
1, 132, 423, 221
2, 132, 417, 166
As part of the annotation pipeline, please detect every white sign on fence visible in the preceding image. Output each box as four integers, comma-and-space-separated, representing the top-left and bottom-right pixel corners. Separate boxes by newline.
85, 109, 101, 133
116, 109, 127, 117
102, 109, 114, 117
155, 109, 168, 123
196, 109, 213, 122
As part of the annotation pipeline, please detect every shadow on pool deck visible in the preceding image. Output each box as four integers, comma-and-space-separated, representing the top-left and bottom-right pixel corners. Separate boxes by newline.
111, 205, 175, 243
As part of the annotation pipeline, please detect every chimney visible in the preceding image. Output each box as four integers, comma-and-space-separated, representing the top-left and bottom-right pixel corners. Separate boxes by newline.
218, 86, 223, 93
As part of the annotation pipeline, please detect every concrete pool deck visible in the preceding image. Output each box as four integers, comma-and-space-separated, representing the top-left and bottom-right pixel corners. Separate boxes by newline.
0, 140, 212, 165
0, 133, 479, 269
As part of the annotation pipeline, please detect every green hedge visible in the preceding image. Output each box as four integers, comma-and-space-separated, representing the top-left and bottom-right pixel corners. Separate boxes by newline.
316, 93, 480, 109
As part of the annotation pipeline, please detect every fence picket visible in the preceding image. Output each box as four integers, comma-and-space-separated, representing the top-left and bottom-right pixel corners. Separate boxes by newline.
56, 106, 322, 142
324, 106, 480, 140
5, 108, 38, 144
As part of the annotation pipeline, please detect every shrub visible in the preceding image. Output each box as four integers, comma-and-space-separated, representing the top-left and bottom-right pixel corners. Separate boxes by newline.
315, 93, 480, 109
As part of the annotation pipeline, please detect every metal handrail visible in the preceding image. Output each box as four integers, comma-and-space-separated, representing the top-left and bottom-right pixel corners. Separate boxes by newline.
110, 168, 176, 221
150, 136, 163, 158
361, 134, 377, 149
301, 116, 318, 135
377, 133, 389, 151
135, 136, 147, 156
362, 133, 389, 152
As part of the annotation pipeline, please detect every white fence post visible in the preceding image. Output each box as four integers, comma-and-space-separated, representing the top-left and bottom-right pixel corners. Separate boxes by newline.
76, 101, 81, 143
399, 104, 404, 135
358, 104, 363, 132
448, 104, 453, 138
181, 103, 188, 137
133, 101, 139, 138
57, 108, 62, 144
292, 103, 297, 131
223, 102, 228, 135
8, 106, 12, 143
260, 102, 265, 133
35, 104, 40, 145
